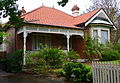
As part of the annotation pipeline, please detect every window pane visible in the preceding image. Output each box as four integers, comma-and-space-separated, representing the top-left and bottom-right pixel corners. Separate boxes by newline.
101, 30, 108, 44
61, 36, 67, 50
32, 34, 51, 50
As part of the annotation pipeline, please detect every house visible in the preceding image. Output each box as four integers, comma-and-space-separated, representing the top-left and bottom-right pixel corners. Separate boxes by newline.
0, 5, 116, 64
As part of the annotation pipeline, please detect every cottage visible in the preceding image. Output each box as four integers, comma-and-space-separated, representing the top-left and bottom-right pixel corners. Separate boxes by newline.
0, 5, 116, 65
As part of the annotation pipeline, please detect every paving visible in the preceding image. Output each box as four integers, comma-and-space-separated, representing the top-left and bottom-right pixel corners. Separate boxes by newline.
0, 69, 62, 83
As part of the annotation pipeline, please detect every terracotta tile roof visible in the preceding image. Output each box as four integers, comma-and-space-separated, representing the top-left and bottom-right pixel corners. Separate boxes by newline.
22, 6, 101, 29
73, 9, 101, 25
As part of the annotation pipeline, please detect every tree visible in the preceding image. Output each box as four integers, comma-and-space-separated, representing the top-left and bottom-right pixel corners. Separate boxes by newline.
58, 0, 69, 7
0, 0, 23, 45
0, 0, 23, 27
87, 0, 120, 43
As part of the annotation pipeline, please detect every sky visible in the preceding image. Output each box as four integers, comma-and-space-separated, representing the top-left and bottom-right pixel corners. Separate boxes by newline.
2, 0, 93, 23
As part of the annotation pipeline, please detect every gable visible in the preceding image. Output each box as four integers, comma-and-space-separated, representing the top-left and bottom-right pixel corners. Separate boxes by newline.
85, 9, 116, 29
91, 11, 111, 24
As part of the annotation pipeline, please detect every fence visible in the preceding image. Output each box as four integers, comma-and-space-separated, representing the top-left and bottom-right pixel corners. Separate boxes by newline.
92, 61, 120, 83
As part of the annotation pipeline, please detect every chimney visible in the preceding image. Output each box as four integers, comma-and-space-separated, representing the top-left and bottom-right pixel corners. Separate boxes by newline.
71, 5, 79, 16
22, 7, 26, 15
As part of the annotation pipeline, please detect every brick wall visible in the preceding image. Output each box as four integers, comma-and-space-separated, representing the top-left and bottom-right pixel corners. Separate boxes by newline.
16, 33, 32, 51
72, 35, 87, 59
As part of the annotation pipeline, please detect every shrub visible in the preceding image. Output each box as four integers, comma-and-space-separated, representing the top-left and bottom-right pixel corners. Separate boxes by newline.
27, 51, 46, 65
85, 36, 103, 60
63, 62, 92, 83
63, 62, 75, 78
43, 48, 66, 68
5, 50, 23, 72
53, 68, 65, 77
114, 43, 120, 53
27, 51, 47, 74
101, 48, 120, 61
67, 50, 79, 62
27, 47, 66, 74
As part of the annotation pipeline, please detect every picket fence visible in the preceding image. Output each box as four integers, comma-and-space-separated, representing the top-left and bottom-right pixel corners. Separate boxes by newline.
92, 61, 120, 83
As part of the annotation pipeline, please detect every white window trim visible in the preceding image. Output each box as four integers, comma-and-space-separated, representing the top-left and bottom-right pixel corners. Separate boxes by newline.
91, 27, 110, 43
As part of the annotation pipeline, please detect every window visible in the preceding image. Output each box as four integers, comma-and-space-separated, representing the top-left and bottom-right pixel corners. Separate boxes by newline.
101, 30, 108, 44
61, 36, 67, 50
91, 28, 109, 44
32, 34, 51, 50
93, 30, 98, 39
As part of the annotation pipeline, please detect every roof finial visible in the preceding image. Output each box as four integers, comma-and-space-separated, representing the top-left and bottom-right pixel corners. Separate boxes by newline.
71, 4, 80, 11
71, 4, 80, 16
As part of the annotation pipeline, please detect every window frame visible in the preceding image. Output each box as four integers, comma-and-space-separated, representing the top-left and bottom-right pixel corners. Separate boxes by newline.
91, 27, 110, 44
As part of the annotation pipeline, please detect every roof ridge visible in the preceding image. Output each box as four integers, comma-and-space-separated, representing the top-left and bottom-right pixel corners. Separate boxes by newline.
75, 8, 101, 18
22, 6, 74, 18
22, 6, 44, 16
51, 7, 74, 18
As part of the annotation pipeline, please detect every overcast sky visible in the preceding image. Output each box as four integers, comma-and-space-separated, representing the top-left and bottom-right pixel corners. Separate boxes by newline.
2, 0, 92, 23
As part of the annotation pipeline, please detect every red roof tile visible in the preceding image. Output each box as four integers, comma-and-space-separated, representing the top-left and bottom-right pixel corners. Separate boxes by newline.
73, 9, 101, 25
22, 6, 101, 29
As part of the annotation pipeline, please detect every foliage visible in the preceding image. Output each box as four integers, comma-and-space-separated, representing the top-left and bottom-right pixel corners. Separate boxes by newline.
43, 48, 66, 68
85, 36, 103, 60
5, 50, 23, 72
0, 0, 23, 27
63, 62, 92, 83
67, 50, 79, 62
114, 43, 120, 53
0, 25, 10, 45
101, 48, 120, 61
58, 0, 68, 7
27, 47, 66, 74
27, 51, 48, 74
53, 68, 65, 77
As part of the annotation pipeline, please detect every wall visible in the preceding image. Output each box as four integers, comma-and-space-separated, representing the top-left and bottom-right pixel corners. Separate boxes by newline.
6, 27, 15, 54
16, 33, 23, 50
16, 33, 32, 51
72, 35, 87, 59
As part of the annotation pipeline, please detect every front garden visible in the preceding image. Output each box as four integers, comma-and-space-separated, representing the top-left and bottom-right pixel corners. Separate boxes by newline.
1, 40, 120, 83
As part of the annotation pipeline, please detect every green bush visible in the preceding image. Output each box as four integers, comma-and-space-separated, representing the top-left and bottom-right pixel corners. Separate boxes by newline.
101, 48, 120, 61
43, 48, 66, 68
27, 47, 66, 74
5, 50, 23, 72
67, 50, 79, 61
63, 62, 75, 78
27, 51, 47, 74
53, 69, 65, 77
114, 43, 120, 53
27, 51, 46, 65
63, 62, 92, 83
